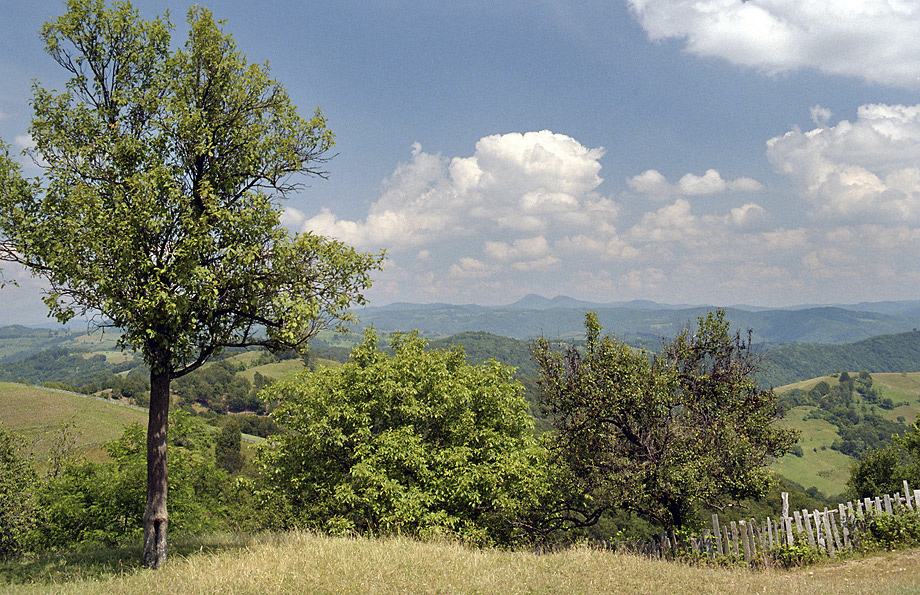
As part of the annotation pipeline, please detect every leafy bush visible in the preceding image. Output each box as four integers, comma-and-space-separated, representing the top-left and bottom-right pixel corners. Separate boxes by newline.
862, 510, 920, 551
0, 426, 38, 559
257, 329, 547, 546
31, 413, 241, 550
769, 542, 822, 568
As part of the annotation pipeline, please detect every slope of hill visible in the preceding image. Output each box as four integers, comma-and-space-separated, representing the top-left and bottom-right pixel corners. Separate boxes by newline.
772, 371, 920, 497
428, 331, 539, 377
0, 382, 146, 462
759, 329, 920, 387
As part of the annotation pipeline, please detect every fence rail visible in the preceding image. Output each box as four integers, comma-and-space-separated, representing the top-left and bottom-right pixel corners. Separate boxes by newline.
597, 480, 919, 563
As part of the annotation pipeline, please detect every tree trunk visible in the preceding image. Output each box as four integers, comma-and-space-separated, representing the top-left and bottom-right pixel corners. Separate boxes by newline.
142, 364, 170, 568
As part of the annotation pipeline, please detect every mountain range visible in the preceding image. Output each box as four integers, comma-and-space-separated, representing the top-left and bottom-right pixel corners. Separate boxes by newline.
352, 295, 920, 345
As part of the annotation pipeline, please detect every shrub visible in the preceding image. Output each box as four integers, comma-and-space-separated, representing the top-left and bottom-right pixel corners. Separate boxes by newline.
257, 329, 547, 546
769, 542, 822, 568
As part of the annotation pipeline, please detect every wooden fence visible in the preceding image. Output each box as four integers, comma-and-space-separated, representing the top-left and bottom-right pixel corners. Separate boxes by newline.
598, 480, 920, 563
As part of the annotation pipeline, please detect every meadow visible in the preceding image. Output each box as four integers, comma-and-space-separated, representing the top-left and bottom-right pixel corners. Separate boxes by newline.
4, 531, 920, 594
0, 382, 145, 463
773, 372, 920, 496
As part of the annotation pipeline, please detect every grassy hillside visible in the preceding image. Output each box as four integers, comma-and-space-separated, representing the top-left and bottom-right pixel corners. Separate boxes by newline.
771, 372, 920, 497
772, 406, 853, 496
0, 382, 146, 462
4, 531, 920, 594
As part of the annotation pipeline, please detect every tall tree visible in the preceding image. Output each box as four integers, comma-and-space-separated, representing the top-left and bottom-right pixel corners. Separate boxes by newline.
0, 0, 382, 568
533, 311, 797, 533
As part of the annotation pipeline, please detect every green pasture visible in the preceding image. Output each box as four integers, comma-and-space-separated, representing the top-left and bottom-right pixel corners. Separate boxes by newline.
0, 382, 146, 463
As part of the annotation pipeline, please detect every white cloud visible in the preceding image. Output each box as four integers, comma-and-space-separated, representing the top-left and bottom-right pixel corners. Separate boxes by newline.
448, 257, 501, 280
810, 105, 833, 127
484, 236, 551, 262
767, 103, 920, 222
304, 131, 612, 250
13, 134, 34, 151
628, 0, 920, 89
627, 168, 762, 200
303, 126, 920, 309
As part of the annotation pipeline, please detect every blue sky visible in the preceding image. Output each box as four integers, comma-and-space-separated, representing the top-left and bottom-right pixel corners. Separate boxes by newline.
3, 1, 920, 324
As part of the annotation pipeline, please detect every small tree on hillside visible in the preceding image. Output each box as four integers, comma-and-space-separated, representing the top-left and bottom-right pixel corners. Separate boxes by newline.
215, 421, 244, 474
533, 310, 797, 533
0, 0, 382, 568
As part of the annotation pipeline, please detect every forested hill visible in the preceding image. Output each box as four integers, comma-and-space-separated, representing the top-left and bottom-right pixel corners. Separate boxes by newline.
758, 330, 920, 387
353, 301, 920, 344
425, 329, 920, 391
428, 332, 539, 377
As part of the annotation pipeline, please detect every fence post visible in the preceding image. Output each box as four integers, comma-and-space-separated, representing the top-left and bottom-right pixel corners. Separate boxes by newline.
739, 521, 752, 563
712, 514, 724, 556
884, 494, 893, 515
813, 509, 826, 550
781, 492, 794, 546
838, 504, 851, 548
821, 511, 836, 557
828, 508, 843, 551
802, 509, 816, 548
731, 521, 741, 558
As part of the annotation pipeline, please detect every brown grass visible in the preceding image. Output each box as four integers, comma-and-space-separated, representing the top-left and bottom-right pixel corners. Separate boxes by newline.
4, 532, 920, 594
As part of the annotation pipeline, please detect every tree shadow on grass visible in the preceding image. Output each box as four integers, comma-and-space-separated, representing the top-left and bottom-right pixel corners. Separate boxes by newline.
0, 533, 262, 586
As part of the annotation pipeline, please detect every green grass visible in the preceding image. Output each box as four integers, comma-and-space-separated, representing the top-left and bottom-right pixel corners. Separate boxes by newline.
240, 359, 307, 382
3, 532, 920, 594
772, 372, 920, 497
772, 407, 853, 496
0, 382, 146, 462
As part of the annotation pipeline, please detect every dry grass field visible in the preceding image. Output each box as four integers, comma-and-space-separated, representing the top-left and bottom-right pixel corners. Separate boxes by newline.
3, 532, 920, 595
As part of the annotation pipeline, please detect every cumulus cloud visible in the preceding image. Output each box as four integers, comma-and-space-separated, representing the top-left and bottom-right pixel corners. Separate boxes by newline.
12, 134, 34, 151
627, 0, 920, 89
297, 127, 920, 309
301, 131, 610, 251
484, 236, 551, 262
627, 168, 762, 200
767, 103, 920, 222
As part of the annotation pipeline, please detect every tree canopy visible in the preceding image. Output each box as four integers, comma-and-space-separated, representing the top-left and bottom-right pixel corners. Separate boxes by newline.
0, 0, 382, 567
257, 330, 547, 546
533, 310, 797, 532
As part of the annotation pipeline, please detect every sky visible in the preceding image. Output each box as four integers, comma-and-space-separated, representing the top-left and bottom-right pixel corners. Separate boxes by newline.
3, 1, 920, 324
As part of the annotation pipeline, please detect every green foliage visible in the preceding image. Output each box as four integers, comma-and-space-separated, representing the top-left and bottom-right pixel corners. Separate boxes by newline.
534, 310, 798, 533
31, 413, 240, 550
848, 414, 920, 499
0, 426, 38, 559
0, 0, 381, 565
0, 2, 383, 364
860, 509, 920, 551
781, 372, 907, 459
215, 420, 243, 474
769, 542, 823, 568
174, 360, 259, 413
257, 329, 547, 545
